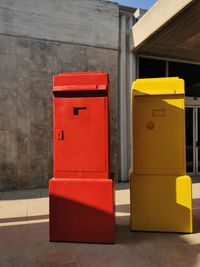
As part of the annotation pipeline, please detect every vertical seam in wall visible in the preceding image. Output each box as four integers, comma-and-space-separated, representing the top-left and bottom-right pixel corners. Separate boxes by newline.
119, 13, 128, 182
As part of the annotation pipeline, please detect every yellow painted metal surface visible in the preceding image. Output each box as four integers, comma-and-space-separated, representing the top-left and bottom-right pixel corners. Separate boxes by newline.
130, 77, 192, 233
130, 174, 192, 233
132, 78, 186, 175
132, 77, 184, 96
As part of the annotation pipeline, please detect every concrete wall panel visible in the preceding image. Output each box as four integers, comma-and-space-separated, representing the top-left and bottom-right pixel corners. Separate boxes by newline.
0, 130, 17, 190
0, 0, 119, 190
0, 35, 119, 190
0, 0, 118, 49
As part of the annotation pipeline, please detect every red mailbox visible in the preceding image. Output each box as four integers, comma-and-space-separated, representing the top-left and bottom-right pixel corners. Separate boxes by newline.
49, 178, 115, 243
53, 72, 109, 179
49, 72, 115, 243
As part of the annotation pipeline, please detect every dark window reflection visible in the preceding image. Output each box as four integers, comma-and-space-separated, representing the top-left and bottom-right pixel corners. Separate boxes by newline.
139, 58, 166, 78
185, 108, 194, 173
198, 108, 200, 173
169, 62, 200, 97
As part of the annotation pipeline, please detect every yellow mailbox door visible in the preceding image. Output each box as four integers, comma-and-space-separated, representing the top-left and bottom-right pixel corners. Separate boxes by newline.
130, 77, 192, 233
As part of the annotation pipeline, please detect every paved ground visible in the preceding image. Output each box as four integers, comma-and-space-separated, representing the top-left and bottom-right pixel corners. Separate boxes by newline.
0, 182, 200, 267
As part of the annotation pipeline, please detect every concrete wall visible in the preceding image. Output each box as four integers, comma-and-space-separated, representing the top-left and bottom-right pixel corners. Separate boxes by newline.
0, 0, 118, 49
0, 0, 119, 190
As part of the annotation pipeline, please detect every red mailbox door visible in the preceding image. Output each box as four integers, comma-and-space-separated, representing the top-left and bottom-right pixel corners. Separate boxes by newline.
54, 96, 109, 179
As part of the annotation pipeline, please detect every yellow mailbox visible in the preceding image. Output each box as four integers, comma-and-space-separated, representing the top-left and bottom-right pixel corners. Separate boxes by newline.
130, 77, 192, 233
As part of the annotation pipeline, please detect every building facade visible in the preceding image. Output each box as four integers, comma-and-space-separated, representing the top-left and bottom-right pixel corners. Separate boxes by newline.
0, 0, 199, 190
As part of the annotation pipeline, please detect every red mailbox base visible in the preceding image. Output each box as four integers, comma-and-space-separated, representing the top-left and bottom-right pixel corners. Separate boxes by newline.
49, 178, 115, 243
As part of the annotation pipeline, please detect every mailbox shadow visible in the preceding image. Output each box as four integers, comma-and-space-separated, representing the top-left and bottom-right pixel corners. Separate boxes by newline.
115, 186, 200, 267
192, 198, 200, 233
116, 204, 130, 213
49, 193, 115, 244
0, 188, 200, 267
0, 214, 49, 224
0, 217, 75, 267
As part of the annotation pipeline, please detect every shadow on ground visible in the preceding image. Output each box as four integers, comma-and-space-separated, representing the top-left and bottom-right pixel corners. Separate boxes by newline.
0, 182, 200, 267
116, 200, 200, 267
0, 203, 199, 267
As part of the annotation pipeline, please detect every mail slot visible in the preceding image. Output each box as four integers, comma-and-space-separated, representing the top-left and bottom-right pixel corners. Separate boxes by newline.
53, 72, 109, 179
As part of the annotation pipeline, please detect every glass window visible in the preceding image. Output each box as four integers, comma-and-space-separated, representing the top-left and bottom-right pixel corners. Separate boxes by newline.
169, 62, 200, 97
185, 107, 194, 173
139, 57, 166, 78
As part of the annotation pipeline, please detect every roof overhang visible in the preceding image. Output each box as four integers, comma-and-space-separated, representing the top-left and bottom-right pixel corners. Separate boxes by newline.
132, 0, 200, 62
119, 5, 136, 14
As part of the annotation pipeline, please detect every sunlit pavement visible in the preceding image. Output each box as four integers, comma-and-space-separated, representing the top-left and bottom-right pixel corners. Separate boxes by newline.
0, 181, 200, 267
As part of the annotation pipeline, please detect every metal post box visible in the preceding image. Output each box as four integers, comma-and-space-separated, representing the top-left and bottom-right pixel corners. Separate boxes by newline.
49, 178, 115, 243
130, 77, 192, 233
49, 72, 115, 244
53, 72, 109, 179
132, 77, 186, 175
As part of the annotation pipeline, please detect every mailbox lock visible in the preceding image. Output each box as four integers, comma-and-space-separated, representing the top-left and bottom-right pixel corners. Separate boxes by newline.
57, 130, 64, 140
146, 121, 155, 130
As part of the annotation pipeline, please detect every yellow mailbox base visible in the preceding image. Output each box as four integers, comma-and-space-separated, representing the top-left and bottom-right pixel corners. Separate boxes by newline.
130, 174, 192, 233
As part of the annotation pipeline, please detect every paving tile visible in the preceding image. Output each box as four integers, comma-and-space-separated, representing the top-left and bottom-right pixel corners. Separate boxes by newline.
0, 183, 199, 267
0, 199, 28, 219
27, 197, 49, 216
192, 183, 200, 199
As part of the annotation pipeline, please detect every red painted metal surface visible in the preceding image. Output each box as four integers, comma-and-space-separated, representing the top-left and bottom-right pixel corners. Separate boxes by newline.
50, 72, 115, 243
53, 72, 109, 91
53, 72, 109, 179
49, 178, 115, 243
